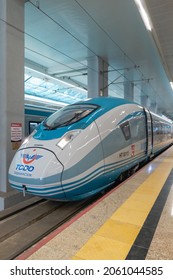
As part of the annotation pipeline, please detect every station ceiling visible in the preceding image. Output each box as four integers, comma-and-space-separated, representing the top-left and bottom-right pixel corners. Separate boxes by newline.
24, 0, 173, 119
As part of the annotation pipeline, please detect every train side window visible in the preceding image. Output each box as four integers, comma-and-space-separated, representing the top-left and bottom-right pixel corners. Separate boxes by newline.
120, 121, 131, 141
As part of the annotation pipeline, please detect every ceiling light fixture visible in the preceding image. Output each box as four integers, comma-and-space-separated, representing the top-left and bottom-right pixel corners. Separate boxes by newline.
25, 67, 87, 93
134, 0, 152, 31
170, 82, 173, 90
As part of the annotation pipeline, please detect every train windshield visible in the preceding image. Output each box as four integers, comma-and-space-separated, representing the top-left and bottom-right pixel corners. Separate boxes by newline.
43, 104, 98, 129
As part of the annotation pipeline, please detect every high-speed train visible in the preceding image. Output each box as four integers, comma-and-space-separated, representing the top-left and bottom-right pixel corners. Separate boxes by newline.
8, 97, 173, 201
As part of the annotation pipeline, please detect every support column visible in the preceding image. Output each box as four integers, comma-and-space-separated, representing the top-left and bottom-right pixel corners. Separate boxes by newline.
156, 107, 163, 115
124, 82, 134, 101
150, 102, 157, 113
87, 56, 108, 98
0, 0, 25, 210
124, 69, 134, 101
140, 95, 148, 108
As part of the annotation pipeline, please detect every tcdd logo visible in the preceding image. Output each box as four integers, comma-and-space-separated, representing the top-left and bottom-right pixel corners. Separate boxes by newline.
16, 149, 43, 172
21, 149, 43, 164
16, 164, 34, 172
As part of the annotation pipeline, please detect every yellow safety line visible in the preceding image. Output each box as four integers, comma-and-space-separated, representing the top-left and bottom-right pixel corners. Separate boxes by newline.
72, 152, 173, 260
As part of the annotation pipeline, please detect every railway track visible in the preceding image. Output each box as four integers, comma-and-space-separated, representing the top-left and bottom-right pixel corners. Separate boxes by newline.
0, 196, 99, 260
0, 147, 169, 260
0, 161, 145, 260
0, 149, 161, 260
0, 158, 149, 260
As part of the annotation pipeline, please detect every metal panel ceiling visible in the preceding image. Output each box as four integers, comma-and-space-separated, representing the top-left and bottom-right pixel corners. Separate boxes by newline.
24, 0, 173, 118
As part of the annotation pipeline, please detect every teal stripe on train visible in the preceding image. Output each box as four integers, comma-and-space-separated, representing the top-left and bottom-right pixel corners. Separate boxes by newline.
9, 152, 146, 197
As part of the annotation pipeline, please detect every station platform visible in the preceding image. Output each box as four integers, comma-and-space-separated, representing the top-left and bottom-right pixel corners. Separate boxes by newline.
17, 146, 173, 260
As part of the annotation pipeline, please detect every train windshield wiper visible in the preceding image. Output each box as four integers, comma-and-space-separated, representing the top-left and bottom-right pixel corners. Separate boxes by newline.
42, 104, 98, 130
43, 120, 52, 129
53, 111, 86, 129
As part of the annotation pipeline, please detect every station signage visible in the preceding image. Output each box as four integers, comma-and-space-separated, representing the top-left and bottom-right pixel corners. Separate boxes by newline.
11, 123, 22, 150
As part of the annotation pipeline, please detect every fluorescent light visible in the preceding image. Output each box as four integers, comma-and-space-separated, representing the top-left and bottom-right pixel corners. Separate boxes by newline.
134, 0, 152, 31
25, 67, 87, 93
170, 82, 173, 90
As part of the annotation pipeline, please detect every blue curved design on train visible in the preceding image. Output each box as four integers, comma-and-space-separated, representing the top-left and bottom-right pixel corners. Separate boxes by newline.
8, 97, 173, 200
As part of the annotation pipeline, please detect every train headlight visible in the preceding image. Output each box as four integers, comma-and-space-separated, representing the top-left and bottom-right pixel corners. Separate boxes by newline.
57, 130, 81, 149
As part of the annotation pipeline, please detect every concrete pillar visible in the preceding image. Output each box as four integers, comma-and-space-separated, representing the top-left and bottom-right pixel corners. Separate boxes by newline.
140, 95, 148, 108
156, 107, 163, 115
87, 56, 108, 98
124, 69, 134, 101
0, 0, 25, 210
124, 82, 134, 101
150, 102, 157, 113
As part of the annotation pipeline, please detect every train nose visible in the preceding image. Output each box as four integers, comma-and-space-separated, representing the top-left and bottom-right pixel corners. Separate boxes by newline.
8, 148, 65, 199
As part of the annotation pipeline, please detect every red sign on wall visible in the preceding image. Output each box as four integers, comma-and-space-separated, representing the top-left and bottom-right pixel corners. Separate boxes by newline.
11, 123, 22, 142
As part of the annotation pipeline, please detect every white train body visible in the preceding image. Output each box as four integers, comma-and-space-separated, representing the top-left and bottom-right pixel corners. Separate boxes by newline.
8, 97, 173, 200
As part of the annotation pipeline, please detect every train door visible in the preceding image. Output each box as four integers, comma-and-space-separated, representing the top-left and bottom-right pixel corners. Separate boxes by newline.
144, 108, 153, 157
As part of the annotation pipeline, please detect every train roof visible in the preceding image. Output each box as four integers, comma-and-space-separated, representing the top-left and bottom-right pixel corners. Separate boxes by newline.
75, 96, 137, 109
75, 97, 173, 124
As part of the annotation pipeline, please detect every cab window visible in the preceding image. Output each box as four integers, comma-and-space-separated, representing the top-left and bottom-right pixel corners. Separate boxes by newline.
43, 104, 98, 129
